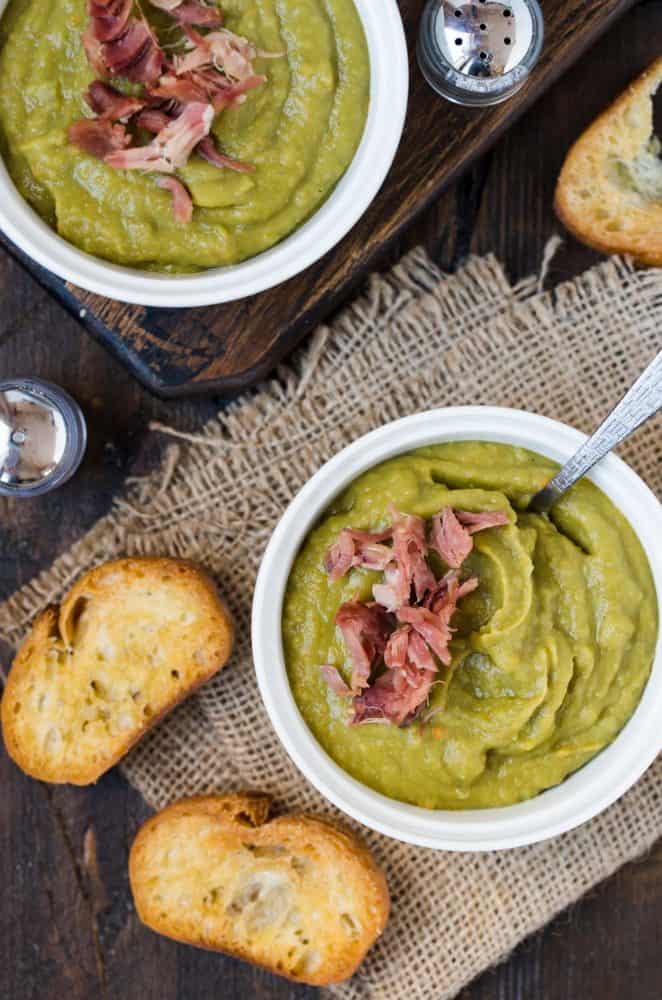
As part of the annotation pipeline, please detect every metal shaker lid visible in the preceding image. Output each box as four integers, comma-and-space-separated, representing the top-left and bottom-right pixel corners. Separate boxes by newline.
0, 380, 87, 497
418, 0, 544, 107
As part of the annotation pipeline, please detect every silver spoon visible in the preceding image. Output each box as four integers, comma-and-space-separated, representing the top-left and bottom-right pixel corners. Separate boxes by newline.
528, 348, 662, 514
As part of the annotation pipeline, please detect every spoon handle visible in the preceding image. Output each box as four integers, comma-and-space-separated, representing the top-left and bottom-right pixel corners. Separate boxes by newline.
529, 348, 662, 514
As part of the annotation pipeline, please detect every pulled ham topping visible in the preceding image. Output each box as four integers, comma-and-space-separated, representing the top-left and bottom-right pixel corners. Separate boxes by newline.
363, 506, 438, 612
67, 118, 131, 158
431, 506, 509, 568
175, 26, 264, 81
352, 640, 437, 726
96, 15, 165, 84
149, 0, 223, 26
69, 0, 282, 220
85, 80, 145, 121
196, 135, 254, 173
320, 504, 508, 727
135, 106, 173, 132
325, 527, 393, 582
105, 100, 213, 171
156, 175, 193, 222
334, 601, 394, 694
88, 0, 133, 43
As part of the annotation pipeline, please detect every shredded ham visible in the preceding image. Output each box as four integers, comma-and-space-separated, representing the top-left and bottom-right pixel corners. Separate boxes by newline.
149, 0, 223, 25
149, 73, 208, 103
319, 665, 351, 698
324, 527, 393, 582
383, 626, 410, 672
430, 507, 473, 569
87, 0, 133, 43
431, 507, 509, 568
175, 27, 259, 81
196, 135, 255, 172
335, 601, 393, 694
319, 502, 506, 727
135, 107, 174, 132
173, 2, 223, 25
85, 80, 145, 121
456, 509, 509, 533
105, 101, 213, 172
101, 20, 164, 84
393, 508, 436, 601
425, 570, 478, 614
156, 175, 193, 222
399, 570, 479, 666
73, 0, 280, 223
82, 25, 107, 75
83, 0, 166, 86
157, 63, 265, 109
370, 507, 435, 611
352, 630, 437, 726
372, 563, 409, 614
407, 630, 437, 675
67, 118, 131, 159
396, 605, 454, 665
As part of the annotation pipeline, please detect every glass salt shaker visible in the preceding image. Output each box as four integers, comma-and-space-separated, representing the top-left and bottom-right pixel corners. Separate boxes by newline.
418, 0, 544, 107
0, 378, 87, 497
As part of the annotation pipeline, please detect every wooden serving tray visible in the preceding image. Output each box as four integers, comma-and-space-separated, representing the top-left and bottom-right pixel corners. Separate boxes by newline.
0, 0, 636, 398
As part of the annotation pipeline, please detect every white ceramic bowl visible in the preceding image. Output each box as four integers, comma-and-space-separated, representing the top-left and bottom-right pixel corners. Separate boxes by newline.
0, 0, 407, 307
252, 407, 662, 851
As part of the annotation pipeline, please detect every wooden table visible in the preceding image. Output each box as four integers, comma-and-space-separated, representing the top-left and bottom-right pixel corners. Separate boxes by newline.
1, 4, 661, 997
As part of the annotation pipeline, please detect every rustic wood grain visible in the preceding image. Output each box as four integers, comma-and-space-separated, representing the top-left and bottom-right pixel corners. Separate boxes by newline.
0, 0, 641, 398
1, 1, 662, 998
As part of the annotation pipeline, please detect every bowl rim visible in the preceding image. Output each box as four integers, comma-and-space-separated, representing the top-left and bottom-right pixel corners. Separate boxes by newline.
252, 406, 662, 851
0, 0, 408, 307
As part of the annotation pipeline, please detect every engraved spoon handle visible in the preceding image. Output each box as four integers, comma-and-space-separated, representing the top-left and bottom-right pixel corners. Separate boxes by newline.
528, 349, 662, 514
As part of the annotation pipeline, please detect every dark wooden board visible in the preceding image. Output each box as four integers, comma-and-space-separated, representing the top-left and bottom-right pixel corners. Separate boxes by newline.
2, 3, 662, 997
0, 0, 639, 397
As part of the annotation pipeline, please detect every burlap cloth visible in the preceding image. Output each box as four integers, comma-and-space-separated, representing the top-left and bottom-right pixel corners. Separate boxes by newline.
1, 245, 661, 999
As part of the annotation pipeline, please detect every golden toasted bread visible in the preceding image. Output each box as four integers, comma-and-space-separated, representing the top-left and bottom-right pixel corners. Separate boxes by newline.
129, 794, 390, 986
1, 558, 233, 784
555, 57, 662, 266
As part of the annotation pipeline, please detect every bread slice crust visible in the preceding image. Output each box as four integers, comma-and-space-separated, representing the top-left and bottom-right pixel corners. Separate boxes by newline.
555, 56, 662, 266
129, 794, 390, 986
1, 558, 234, 785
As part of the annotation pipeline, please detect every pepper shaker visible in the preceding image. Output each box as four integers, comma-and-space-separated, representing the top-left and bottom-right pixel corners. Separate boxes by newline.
0, 378, 87, 497
418, 0, 544, 106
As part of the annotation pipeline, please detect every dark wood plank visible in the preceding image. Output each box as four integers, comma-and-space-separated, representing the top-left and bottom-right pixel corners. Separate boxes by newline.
0, 0, 639, 397
2, 2, 662, 998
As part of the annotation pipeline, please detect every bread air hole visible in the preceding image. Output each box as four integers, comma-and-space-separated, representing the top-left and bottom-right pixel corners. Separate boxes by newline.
242, 844, 286, 859
290, 855, 311, 875
171, 670, 180, 680
13, 701, 21, 715
228, 872, 292, 931
90, 679, 108, 699
235, 811, 256, 827
340, 912, 361, 937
